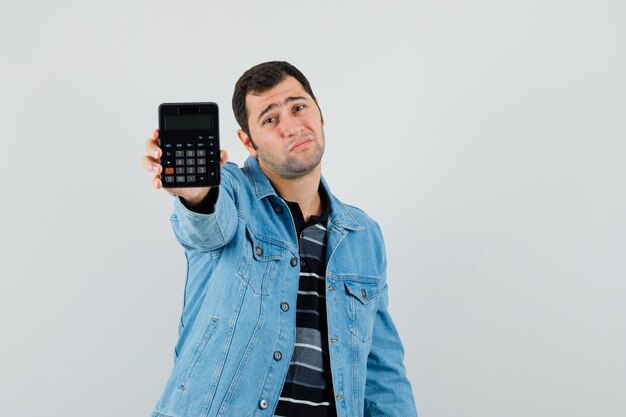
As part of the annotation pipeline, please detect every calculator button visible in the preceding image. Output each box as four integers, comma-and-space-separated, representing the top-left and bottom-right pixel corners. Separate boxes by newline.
176, 175, 185, 183
186, 150, 195, 157
175, 150, 184, 157
197, 158, 206, 165
186, 142, 194, 148
197, 135, 204, 140
186, 158, 195, 165
186, 167, 196, 174
197, 166, 207, 174
163, 159, 174, 166
164, 176, 175, 183
187, 175, 196, 182
208, 141, 215, 148
164, 168, 174, 175
165, 150, 173, 157
208, 149, 217, 157
175, 143, 184, 149
163, 143, 173, 149
197, 150, 206, 157
175, 159, 185, 166
175, 167, 185, 174
198, 175, 207, 182
197, 142, 206, 148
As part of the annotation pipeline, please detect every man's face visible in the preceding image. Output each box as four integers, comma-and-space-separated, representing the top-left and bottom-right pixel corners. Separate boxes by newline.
238, 76, 325, 179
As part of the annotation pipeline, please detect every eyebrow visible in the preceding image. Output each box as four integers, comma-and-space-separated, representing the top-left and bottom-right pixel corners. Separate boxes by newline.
257, 96, 307, 123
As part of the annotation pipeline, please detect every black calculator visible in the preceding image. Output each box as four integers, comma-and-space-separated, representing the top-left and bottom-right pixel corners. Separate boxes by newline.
158, 102, 220, 188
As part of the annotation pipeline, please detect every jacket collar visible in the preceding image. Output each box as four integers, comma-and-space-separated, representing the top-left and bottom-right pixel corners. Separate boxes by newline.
244, 156, 276, 199
243, 156, 362, 231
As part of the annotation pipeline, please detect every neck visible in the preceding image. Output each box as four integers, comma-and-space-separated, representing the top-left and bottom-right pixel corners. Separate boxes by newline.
261, 162, 323, 222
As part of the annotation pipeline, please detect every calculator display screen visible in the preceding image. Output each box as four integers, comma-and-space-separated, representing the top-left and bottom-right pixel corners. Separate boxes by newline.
164, 115, 214, 130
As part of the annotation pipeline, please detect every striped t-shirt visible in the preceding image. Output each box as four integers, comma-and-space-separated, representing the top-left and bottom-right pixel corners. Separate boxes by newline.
274, 189, 336, 417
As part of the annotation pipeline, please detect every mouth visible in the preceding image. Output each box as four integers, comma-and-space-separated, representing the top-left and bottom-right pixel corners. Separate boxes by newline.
289, 138, 312, 152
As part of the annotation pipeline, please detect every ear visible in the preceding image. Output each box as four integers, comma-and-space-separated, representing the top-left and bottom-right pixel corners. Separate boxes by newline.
237, 129, 258, 157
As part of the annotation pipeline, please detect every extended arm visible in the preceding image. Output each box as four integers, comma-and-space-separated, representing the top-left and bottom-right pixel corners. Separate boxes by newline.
142, 128, 237, 252
170, 173, 238, 252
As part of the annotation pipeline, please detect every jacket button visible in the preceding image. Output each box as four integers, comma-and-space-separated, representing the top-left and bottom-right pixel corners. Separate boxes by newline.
255, 246, 263, 256
273, 351, 282, 361
259, 399, 269, 410
290, 257, 298, 267
280, 302, 290, 312
274, 205, 282, 213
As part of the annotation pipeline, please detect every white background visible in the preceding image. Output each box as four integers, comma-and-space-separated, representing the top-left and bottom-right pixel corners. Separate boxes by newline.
1, 1, 624, 416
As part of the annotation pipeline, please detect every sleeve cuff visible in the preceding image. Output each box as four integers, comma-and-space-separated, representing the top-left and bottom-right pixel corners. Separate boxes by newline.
179, 186, 220, 214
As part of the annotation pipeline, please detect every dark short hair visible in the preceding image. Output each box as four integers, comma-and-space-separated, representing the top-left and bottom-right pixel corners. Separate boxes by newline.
232, 61, 317, 137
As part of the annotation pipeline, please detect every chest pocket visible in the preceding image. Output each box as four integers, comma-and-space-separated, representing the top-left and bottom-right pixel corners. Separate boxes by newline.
237, 225, 285, 296
344, 280, 382, 343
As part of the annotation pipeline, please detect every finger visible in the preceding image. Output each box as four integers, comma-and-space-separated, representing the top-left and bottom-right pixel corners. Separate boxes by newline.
220, 149, 229, 166
152, 128, 159, 141
145, 138, 161, 159
142, 155, 161, 175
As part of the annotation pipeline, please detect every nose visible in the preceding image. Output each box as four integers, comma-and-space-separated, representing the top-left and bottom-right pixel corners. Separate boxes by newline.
280, 114, 303, 137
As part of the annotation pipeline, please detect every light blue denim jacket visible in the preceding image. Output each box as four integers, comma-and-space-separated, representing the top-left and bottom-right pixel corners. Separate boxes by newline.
151, 157, 417, 417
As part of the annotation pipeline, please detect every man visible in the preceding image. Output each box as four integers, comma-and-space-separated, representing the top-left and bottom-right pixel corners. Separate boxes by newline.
142, 61, 417, 417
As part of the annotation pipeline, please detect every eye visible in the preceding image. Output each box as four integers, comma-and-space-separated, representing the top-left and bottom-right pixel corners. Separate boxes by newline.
294, 104, 306, 112
263, 116, 276, 125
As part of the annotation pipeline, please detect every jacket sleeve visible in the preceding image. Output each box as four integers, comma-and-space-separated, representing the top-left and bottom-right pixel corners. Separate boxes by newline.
364, 223, 418, 417
169, 167, 238, 252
